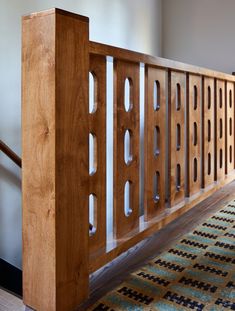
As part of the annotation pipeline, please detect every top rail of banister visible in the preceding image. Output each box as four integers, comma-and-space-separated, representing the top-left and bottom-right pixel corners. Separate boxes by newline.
22, 8, 235, 82
90, 41, 235, 81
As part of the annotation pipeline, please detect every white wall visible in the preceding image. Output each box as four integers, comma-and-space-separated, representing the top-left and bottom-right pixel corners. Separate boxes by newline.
0, 0, 162, 269
162, 0, 235, 74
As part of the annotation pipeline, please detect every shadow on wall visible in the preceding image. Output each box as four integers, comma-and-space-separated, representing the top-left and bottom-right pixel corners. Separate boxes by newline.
0, 162, 22, 268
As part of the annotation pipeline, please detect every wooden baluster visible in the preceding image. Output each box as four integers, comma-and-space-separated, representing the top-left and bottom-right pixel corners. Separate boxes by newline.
226, 81, 235, 174
22, 9, 89, 311
202, 77, 215, 188
113, 60, 140, 239
169, 71, 186, 206
215, 79, 226, 181
187, 74, 201, 196
144, 66, 166, 220
89, 54, 107, 254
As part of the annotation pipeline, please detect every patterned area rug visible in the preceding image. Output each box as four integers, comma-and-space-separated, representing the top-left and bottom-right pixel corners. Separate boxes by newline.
89, 200, 235, 310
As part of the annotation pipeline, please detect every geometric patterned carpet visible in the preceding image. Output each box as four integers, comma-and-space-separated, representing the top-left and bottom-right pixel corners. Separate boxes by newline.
89, 200, 235, 310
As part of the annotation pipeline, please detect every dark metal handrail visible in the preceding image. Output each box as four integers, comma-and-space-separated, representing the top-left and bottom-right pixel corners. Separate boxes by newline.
0, 139, 21, 168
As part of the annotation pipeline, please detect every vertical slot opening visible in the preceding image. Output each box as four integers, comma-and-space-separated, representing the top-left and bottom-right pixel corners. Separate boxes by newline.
89, 194, 97, 236
193, 122, 197, 146
89, 72, 97, 114
153, 171, 160, 203
176, 83, 181, 111
219, 88, 223, 108
124, 181, 132, 217
208, 153, 211, 175
208, 120, 211, 142
176, 164, 181, 191
124, 129, 133, 165
176, 123, 181, 151
230, 145, 233, 163
219, 118, 223, 139
208, 86, 211, 109
230, 89, 232, 108
193, 85, 197, 110
193, 158, 197, 182
89, 133, 97, 175
124, 77, 133, 112
230, 118, 232, 136
220, 149, 223, 169
154, 126, 160, 156
153, 80, 160, 111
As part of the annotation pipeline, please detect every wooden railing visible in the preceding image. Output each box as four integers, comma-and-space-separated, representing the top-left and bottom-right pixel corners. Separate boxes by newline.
22, 8, 235, 311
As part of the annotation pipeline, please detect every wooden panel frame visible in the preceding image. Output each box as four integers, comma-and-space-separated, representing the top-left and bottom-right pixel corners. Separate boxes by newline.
226, 81, 235, 174
169, 71, 186, 205
89, 54, 106, 253
215, 79, 226, 181
22, 9, 89, 311
113, 59, 140, 239
187, 74, 201, 196
202, 77, 215, 187
144, 66, 166, 220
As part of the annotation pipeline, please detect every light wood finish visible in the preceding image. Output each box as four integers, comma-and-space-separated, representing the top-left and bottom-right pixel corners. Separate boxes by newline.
89, 54, 107, 253
113, 60, 140, 239
89, 171, 235, 273
169, 71, 186, 205
90, 41, 235, 82
187, 74, 201, 195
22, 8, 235, 310
0, 140, 21, 167
215, 79, 226, 181
144, 66, 166, 220
0, 289, 25, 311
202, 77, 215, 187
226, 81, 235, 174
22, 9, 89, 311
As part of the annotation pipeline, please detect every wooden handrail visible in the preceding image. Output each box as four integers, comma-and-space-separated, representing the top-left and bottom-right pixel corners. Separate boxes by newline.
0, 140, 22, 168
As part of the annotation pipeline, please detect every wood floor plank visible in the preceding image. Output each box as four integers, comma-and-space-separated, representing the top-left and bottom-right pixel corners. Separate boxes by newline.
0, 289, 25, 311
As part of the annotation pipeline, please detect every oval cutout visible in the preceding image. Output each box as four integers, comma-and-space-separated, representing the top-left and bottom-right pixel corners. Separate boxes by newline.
153, 171, 160, 203
124, 181, 132, 217
219, 88, 223, 108
230, 90, 232, 108
219, 118, 223, 139
220, 149, 223, 169
193, 85, 197, 110
208, 153, 211, 175
230, 118, 232, 136
89, 194, 97, 236
208, 120, 211, 142
89, 72, 97, 114
176, 83, 181, 111
176, 124, 181, 151
230, 145, 233, 163
154, 126, 160, 156
124, 78, 133, 112
124, 129, 133, 165
208, 86, 211, 109
193, 122, 197, 146
176, 164, 181, 191
89, 133, 97, 175
153, 80, 160, 111
193, 158, 197, 182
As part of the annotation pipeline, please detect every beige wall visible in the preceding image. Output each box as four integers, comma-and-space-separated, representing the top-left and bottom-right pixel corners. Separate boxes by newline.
162, 0, 235, 74
0, 0, 162, 268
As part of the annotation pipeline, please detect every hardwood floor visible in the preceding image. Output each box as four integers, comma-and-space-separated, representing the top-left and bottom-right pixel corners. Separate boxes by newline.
1, 180, 235, 311
0, 289, 24, 311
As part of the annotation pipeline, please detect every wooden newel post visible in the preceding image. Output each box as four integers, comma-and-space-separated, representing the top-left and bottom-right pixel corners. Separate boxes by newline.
22, 9, 89, 311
